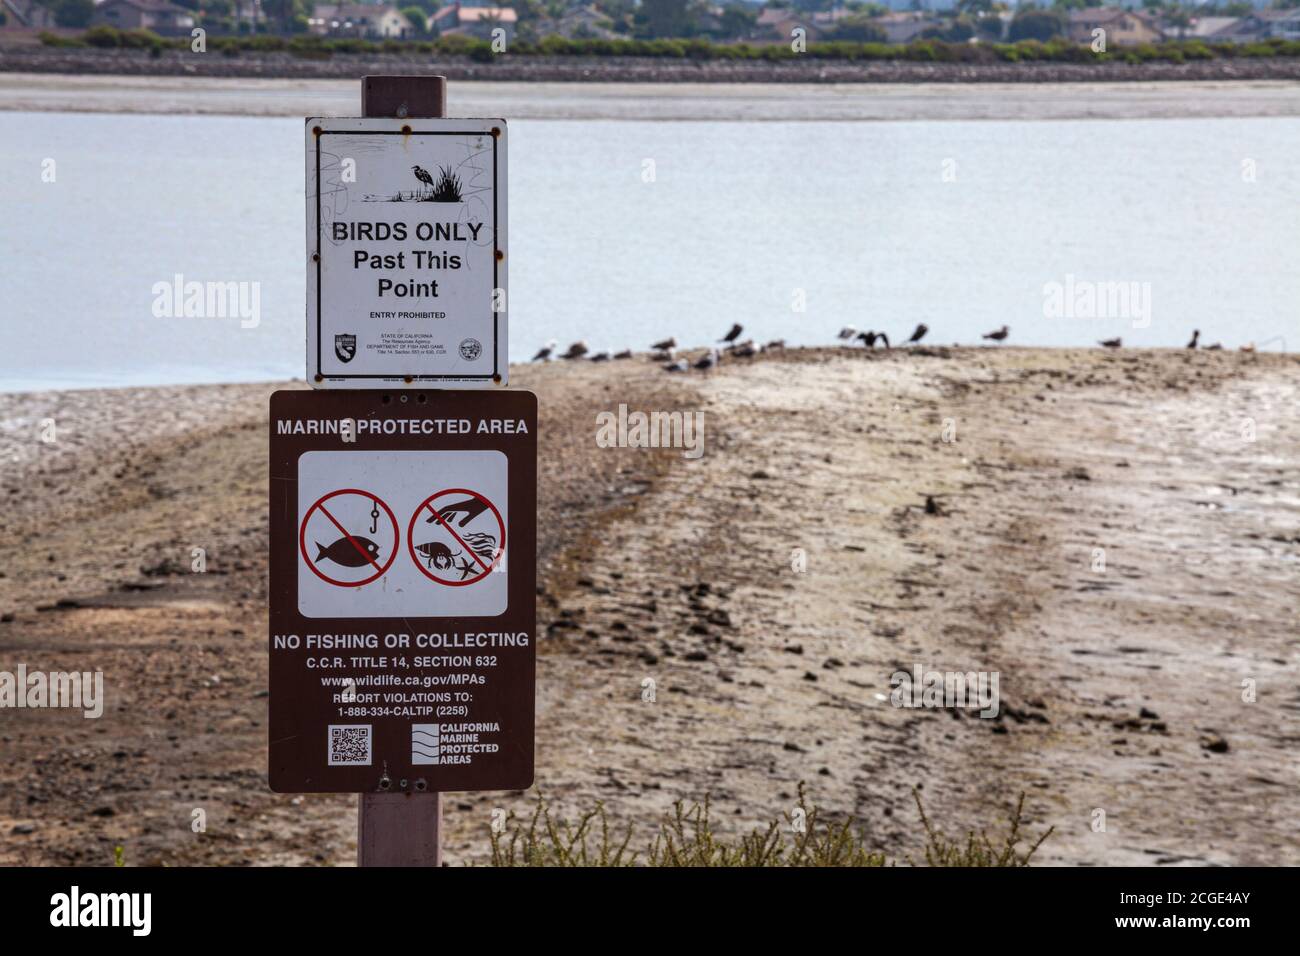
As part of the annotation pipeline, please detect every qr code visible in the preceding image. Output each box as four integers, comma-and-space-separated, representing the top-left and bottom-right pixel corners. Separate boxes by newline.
328, 724, 372, 766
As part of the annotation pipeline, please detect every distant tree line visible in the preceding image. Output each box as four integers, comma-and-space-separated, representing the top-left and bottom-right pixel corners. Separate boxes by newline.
32, 0, 1300, 41
42, 25, 1300, 64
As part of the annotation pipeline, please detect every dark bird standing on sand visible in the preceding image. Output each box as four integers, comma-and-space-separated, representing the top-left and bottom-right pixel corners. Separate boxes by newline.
561, 341, 588, 360
614, 349, 633, 360
694, 349, 719, 372
589, 351, 611, 362
906, 323, 928, 344
764, 339, 786, 351
664, 359, 688, 373
982, 325, 1010, 343
1099, 337, 1122, 349
531, 339, 557, 362
651, 337, 676, 352
411, 165, 435, 195
719, 323, 743, 344
1187, 330, 1200, 349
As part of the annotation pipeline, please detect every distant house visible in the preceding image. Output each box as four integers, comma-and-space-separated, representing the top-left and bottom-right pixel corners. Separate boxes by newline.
90, 0, 196, 34
1264, 9, 1300, 40
308, 4, 415, 39
984, 10, 1014, 43
1161, 16, 1240, 41
754, 8, 833, 44
430, 4, 517, 42
1067, 8, 1164, 46
693, 4, 726, 37
1212, 10, 1300, 43
536, 4, 617, 41
230, 1, 270, 31
875, 12, 934, 45
754, 8, 940, 45
1, 0, 58, 30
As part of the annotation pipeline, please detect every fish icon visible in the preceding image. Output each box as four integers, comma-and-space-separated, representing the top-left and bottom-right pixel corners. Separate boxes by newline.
315, 536, 380, 568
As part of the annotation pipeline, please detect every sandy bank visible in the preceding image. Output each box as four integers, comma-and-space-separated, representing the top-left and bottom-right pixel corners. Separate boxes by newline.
3, 72, 1300, 121
1, 346, 1297, 865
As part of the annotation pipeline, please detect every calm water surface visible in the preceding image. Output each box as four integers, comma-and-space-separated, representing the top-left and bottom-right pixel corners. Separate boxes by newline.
1, 108, 1296, 390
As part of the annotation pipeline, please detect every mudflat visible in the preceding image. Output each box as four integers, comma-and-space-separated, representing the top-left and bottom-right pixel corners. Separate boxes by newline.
2, 73, 1299, 121
1, 346, 1296, 865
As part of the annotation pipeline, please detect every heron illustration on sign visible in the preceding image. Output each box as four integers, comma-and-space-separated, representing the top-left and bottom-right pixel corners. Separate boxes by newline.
409, 165, 463, 203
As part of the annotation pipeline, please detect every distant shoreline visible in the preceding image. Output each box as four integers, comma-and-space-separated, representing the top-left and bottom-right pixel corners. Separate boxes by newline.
6, 46, 1300, 84
4, 72, 1299, 122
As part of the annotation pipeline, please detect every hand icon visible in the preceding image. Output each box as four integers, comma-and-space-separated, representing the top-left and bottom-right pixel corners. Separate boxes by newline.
427, 496, 489, 528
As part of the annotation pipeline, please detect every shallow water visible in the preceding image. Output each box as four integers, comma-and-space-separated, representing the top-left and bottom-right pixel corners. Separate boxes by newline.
1, 108, 1296, 390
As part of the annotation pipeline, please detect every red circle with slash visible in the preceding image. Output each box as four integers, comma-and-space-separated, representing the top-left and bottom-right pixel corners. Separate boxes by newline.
300, 488, 398, 587
407, 488, 505, 587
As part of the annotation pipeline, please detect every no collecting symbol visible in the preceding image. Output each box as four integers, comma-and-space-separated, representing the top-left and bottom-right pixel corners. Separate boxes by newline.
300, 489, 399, 587
407, 488, 505, 587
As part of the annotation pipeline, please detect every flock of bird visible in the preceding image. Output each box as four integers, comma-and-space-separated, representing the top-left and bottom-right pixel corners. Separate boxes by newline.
530, 322, 779, 373
530, 323, 1249, 372
1099, 329, 1243, 350
837, 323, 1007, 346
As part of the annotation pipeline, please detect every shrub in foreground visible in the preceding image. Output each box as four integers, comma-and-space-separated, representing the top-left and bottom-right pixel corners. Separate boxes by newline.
488, 785, 1052, 867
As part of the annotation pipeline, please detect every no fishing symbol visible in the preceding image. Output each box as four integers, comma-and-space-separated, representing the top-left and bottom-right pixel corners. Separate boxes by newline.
407, 488, 505, 586
300, 488, 398, 587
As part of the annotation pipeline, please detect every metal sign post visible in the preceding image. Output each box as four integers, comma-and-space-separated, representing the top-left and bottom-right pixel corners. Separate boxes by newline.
270, 76, 533, 868
306, 80, 508, 388
363, 75, 447, 869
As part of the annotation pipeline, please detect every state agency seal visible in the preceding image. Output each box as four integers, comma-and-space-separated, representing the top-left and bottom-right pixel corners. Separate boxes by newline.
459, 338, 482, 361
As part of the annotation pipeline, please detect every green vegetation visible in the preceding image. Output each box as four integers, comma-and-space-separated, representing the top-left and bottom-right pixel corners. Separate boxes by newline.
488, 785, 1052, 867
401, 6, 428, 35
1008, 8, 1068, 43
41, 26, 1300, 63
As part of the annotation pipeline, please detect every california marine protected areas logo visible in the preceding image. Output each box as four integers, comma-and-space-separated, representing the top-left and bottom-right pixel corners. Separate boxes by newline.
335, 333, 357, 363
459, 338, 482, 361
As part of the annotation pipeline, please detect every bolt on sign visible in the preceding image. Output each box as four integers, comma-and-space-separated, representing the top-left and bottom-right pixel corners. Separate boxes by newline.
305, 117, 508, 388
268, 389, 536, 793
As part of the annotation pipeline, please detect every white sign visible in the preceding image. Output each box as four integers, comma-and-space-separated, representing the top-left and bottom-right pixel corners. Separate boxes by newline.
305, 118, 508, 388
297, 450, 508, 618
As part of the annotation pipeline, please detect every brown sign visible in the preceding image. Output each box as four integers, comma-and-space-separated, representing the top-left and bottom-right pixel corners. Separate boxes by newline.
268, 389, 536, 793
